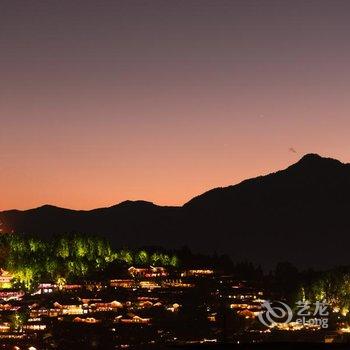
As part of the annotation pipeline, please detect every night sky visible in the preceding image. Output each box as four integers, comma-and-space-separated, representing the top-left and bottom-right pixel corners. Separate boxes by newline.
1, 0, 350, 210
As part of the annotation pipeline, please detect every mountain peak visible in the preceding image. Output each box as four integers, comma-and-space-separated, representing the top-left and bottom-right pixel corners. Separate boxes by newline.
291, 153, 344, 170
300, 153, 323, 161
1, 153, 350, 268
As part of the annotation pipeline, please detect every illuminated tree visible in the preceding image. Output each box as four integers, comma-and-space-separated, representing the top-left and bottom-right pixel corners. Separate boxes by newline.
56, 237, 70, 258
136, 250, 149, 266
74, 236, 88, 258
10, 311, 27, 332
56, 276, 67, 290
170, 255, 179, 267
1, 233, 181, 291
150, 253, 161, 265
160, 254, 170, 266
118, 250, 133, 265
13, 266, 37, 290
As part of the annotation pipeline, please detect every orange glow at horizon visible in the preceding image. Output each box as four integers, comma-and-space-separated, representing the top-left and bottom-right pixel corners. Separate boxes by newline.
1, 1, 350, 211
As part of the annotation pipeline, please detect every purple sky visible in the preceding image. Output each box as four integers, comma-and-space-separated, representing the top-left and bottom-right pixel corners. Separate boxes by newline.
1, 0, 350, 210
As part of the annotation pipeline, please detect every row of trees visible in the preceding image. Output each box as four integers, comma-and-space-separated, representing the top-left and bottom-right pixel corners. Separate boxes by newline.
266, 263, 350, 320
0, 234, 179, 290
302, 268, 350, 317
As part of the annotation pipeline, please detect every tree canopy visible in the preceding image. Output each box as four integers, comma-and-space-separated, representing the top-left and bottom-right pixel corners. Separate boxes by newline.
0, 233, 179, 290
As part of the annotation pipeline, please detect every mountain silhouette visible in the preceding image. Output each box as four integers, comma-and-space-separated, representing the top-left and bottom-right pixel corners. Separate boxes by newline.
1, 153, 350, 269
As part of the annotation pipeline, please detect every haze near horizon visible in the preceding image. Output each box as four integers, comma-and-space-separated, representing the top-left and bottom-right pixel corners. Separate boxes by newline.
2, 0, 350, 210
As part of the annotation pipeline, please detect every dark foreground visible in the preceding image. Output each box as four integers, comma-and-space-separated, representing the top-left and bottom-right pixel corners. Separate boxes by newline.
172, 344, 350, 349
34, 343, 350, 350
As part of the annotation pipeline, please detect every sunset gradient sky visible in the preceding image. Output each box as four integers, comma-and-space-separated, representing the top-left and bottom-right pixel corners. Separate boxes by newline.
1, 0, 350, 210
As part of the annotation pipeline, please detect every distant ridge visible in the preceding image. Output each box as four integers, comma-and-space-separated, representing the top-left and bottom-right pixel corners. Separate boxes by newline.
2, 154, 350, 269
